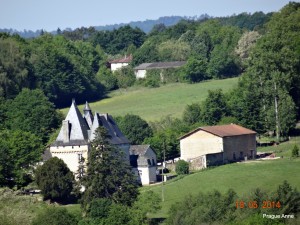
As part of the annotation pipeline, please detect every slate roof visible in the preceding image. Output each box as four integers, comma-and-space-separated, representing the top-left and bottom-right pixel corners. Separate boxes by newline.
83, 101, 94, 128
129, 145, 152, 167
134, 61, 186, 70
52, 100, 89, 146
83, 101, 92, 111
180, 124, 256, 140
89, 113, 130, 145
134, 63, 152, 70
52, 100, 129, 147
129, 145, 151, 156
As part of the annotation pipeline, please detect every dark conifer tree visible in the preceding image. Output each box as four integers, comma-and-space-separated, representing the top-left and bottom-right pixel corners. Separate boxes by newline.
82, 127, 138, 210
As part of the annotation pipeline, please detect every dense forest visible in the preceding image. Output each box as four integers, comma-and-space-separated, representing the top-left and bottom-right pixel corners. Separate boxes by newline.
0, 2, 300, 185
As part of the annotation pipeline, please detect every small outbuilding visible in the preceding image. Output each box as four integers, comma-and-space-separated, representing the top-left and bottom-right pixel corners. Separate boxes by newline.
179, 124, 256, 169
129, 145, 157, 185
134, 61, 186, 79
108, 55, 132, 72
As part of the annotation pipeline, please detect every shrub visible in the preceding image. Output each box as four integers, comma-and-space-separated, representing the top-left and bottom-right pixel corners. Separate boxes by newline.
32, 207, 78, 225
291, 144, 299, 157
144, 69, 160, 87
88, 198, 112, 219
175, 160, 189, 175
35, 157, 74, 202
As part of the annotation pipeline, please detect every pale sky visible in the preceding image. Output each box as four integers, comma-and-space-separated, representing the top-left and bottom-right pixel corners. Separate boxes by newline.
0, 0, 297, 31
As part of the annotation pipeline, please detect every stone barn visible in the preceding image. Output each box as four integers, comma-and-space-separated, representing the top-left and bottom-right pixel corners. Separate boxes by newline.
179, 124, 256, 169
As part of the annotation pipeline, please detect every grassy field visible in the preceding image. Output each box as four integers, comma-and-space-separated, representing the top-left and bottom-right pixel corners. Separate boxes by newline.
142, 136, 300, 219
2, 137, 298, 224
62, 78, 238, 121
257, 136, 300, 157
141, 157, 300, 218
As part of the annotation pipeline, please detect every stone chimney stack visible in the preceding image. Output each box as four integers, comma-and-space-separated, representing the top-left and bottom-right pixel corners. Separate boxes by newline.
62, 120, 70, 143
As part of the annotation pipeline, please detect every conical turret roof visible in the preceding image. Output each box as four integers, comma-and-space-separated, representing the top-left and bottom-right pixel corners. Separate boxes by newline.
53, 99, 90, 146
83, 101, 91, 111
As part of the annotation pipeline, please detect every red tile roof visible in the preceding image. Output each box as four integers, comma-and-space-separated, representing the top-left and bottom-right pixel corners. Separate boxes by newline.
109, 55, 132, 63
180, 124, 256, 140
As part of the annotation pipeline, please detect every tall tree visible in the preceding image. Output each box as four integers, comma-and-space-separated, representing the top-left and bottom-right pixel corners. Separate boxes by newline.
201, 89, 228, 125
29, 34, 104, 107
0, 140, 13, 187
82, 127, 138, 210
5, 88, 61, 142
182, 103, 202, 125
0, 36, 31, 99
116, 114, 153, 145
0, 129, 43, 187
234, 2, 300, 137
35, 157, 75, 202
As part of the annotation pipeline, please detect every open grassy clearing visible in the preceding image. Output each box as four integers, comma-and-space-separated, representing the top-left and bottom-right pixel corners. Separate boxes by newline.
141, 158, 300, 218
62, 78, 238, 121
257, 136, 300, 158
0, 190, 46, 225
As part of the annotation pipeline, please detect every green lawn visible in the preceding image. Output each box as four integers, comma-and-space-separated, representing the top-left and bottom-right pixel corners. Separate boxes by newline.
257, 136, 300, 157
62, 78, 238, 121
141, 158, 300, 218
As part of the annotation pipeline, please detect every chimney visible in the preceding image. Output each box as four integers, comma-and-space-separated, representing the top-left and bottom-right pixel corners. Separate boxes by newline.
62, 120, 70, 143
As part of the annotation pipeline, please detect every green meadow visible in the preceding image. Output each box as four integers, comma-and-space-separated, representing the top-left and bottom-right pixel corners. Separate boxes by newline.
141, 157, 300, 218
62, 78, 238, 121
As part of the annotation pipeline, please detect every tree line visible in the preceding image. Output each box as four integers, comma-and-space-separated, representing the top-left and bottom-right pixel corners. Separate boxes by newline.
0, 9, 273, 108
166, 181, 300, 225
117, 2, 300, 147
0, 1, 299, 188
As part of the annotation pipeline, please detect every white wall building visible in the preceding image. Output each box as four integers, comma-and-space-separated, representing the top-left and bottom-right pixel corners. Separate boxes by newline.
108, 55, 132, 72
129, 145, 157, 185
49, 100, 130, 176
46, 100, 157, 185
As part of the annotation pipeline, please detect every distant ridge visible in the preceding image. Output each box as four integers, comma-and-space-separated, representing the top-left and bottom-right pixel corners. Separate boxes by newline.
0, 14, 210, 38
94, 15, 210, 33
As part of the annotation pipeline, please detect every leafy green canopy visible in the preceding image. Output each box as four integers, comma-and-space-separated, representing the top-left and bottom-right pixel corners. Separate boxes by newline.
4, 88, 61, 142
175, 160, 189, 175
35, 157, 75, 202
32, 207, 78, 225
0, 34, 106, 107
0, 129, 43, 187
228, 2, 300, 137
90, 25, 146, 55
80, 190, 161, 225
29, 35, 104, 107
116, 114, 153, 145
0, 36, 32, 99
166, 181, 300, 225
